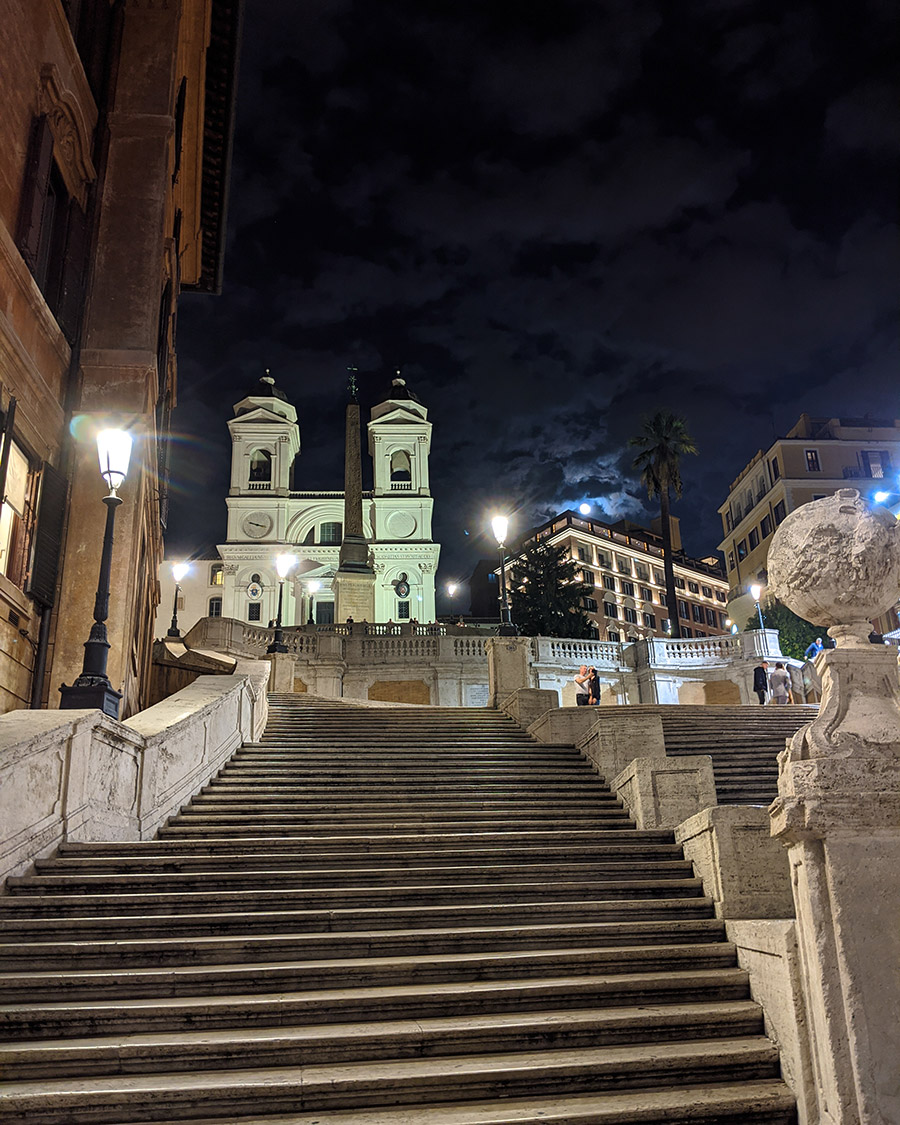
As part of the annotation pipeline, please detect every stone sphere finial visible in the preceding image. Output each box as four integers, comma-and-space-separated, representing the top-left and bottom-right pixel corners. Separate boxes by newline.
768, 489, 900, 647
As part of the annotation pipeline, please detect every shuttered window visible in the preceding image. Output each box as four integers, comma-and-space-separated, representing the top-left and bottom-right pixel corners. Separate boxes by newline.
26, 462, 68, 607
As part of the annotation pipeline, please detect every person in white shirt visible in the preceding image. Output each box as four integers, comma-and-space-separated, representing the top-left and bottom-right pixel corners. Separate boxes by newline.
574, 665, 590, 706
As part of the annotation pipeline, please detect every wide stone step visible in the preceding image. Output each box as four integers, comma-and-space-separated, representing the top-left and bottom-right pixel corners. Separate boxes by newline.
0, 1000, 763, 1079
0, 877, 705, 917
0, 919, 726, 970
0, 1038, 780, 1123
0, 896, 714, 942
178, 799, 625, 815
65, 1080, 796, 1124
0, 942, 738, 1002
162, 814, 636, 833
8, 859, 693, 895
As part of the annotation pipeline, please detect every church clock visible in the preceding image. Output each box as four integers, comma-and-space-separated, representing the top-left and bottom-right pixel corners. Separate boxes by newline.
241, 512, 273, 538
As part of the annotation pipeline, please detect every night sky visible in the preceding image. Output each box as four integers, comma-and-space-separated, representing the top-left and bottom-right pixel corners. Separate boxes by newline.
168, 0, 898, 605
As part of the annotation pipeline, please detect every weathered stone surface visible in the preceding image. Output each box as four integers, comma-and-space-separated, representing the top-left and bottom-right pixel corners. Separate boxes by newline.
676, 806, 793, 920
527, 707, 601, 747
611, 755, 717, 830
485, 636, 533, 708
577, 712, 666, 781
499, 688, 558, 730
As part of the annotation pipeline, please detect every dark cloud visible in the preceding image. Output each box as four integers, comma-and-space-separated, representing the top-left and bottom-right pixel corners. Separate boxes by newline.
169, 0, 899, 597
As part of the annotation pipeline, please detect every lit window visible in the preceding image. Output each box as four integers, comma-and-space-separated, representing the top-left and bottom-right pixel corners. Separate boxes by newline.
210, 563, 224, 586
805, 449, 820, 472
862, 450, 890, 479
0, 438, 30, 586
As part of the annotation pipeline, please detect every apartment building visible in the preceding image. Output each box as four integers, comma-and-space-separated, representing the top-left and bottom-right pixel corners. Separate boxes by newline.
513, 510, 730, 642
718, 414, 900, 629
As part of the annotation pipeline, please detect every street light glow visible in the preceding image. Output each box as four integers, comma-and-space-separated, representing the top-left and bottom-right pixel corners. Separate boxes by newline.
96, 429, 133, 492
749, 583, 762, 602
874, 491, 889, 503
171, 562, 190, 583
447, 583, 458, 596
307, 579, 321, 594
491, 515, 508, 545
275, 553, 298, 579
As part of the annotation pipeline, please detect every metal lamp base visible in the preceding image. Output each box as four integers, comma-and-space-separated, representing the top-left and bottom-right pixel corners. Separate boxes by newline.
59, 677, 123, 719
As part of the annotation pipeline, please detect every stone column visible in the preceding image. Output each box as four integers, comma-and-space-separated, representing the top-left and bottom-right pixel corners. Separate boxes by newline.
333, 396, 375, 622
485, 636, 533, 708
767, 488, 900, 1125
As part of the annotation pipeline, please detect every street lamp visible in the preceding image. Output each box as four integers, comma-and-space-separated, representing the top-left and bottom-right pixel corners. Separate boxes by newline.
167, 562, 190, 638
268, 553, 297, 653
60, 428, 133, 718
306, 579, 320, 625
491, 514, 516, 635
447, 582, 458, 597
749, 583, 765, 631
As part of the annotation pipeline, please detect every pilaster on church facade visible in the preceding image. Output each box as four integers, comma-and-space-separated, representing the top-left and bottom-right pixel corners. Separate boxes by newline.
157, 375, 440, 636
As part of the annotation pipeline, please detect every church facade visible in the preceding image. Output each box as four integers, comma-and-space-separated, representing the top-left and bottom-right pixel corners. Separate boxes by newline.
157, 375, 440, 635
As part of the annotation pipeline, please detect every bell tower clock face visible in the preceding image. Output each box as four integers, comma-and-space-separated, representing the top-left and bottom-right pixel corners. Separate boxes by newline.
241, 512, 273, 539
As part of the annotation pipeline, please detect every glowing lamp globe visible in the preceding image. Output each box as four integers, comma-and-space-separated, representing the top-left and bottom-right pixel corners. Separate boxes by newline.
97, 429, 133, 491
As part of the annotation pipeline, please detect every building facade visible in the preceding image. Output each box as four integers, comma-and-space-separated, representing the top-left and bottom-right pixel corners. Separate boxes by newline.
157, 375, 440, 633
717, 414, 900, 629
504, 510, 730, 642
0, 0, 239, 716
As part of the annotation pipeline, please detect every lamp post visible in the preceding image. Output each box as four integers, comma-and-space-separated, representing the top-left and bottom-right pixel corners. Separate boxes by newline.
267, 553, 297, 653
491, 515, 516, 635
749, 583, 765, 631
60, 429, 133, 718
306, 579, 320, 625
167, 562, 190, 638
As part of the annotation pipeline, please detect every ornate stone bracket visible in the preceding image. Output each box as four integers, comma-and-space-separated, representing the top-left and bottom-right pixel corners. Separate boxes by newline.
39, 65, 97, 209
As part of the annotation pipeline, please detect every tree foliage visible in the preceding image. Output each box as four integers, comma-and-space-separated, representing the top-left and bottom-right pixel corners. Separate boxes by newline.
629, 411, 698, 639
509, 539, 594, 638
745, 601, 824, 661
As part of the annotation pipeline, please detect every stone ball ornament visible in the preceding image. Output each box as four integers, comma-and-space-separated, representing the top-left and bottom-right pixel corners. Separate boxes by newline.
767, 488, 900, 644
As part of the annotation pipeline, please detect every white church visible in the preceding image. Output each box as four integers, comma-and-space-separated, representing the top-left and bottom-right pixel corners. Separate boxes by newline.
156, 374, 440, 636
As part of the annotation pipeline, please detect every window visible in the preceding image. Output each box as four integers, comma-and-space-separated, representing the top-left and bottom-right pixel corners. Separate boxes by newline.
208, 597, 222, 617
581, 570, 595, 588
692, 604, 703, 623
621, 580, 635, 597
624, 607, 638, 624
390, 449, 412, 483
727, 551, 735, 571
737, 539, 748, 561
678, 599, 689, 620
616, 556, 631, 575
589, 625, 600, 640
577, 546, 591, 563
748, 527, 760, 550
597, 550, 610, 569
583, 596, 598, 612
688, 581, 699, 594
249, 449, 272, 482
661, 618, 671, 633
719, 612, 729, 628
320, 521, 342, 544
640, 586, 653, 602
773, 501, 786, 525
643, 613, 656, 629
603, 602, 618, 619
0, 437, 31, 586
701, 585, 712, 598
603, 573, 616, 591
653, 569, 665, 585
716, 591, 727, 603
862, 450, 890, 479
683, 627, 692, 637
695, 631, 704, 638
210, 563, 224, 586
608, 630, 621, 642
725, 511, 733, 532
635, 563, 649, 583
248, 603, 261, 621
706, 607, 717, 627
770, 456, 780, 481
760, 515, 772, 538
674, 577, 685, 590
805, 449, 820, 472
397, 600, 410, 619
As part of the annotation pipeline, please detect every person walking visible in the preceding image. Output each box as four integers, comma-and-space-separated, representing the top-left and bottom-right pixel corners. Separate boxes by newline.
769, 662, 793, 705
574, 665, 590, 706
752, 661, 769, 705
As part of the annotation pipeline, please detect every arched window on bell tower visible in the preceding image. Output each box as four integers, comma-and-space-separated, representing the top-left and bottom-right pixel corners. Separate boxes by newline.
390, 449, 412, 487
249, 449, 272, 485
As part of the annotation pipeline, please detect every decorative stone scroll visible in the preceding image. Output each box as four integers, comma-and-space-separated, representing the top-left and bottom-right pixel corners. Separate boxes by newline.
39, 65, 97, 209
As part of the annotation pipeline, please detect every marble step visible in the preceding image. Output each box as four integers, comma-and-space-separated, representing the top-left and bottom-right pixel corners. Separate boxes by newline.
0, 895, 715, 942
160, 814, 637, 833
0, 1000, 763, 1079
0, 941, 738, 1002
0, 877, 706, 917
0, 1038, 781, 1123
8, 859, 693, 894
0, 918, 726, 970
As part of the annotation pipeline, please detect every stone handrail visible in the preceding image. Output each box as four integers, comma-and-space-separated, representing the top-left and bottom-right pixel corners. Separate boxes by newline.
0, 660, 269, 886
533, 637, 626, 668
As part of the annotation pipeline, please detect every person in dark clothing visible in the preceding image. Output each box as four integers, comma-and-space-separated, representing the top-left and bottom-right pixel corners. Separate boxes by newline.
752, 661, 770, 705
587, 667, 601, 705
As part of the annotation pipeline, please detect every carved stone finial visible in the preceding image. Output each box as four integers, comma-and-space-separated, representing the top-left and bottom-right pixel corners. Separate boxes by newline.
768, 488, 900, 648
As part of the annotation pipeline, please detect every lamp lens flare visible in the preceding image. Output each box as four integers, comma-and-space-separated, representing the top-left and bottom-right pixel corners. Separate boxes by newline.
874, 491, 889, 503
447, 583, 457, 596
171, 562, 190, 583
275, 553, 298, 579
307, 580, 321, 594
491, 515, 509, 545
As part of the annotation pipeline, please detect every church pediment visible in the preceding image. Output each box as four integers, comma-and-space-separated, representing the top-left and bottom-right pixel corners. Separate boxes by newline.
228, 406, 295, 426
369, 404, 430, 427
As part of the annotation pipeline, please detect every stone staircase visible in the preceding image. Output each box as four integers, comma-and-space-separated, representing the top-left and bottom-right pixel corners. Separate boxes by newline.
0, 694, 796, 1123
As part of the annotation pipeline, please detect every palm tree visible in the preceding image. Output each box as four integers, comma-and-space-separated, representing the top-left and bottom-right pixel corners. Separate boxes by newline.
630, 411, 698, 640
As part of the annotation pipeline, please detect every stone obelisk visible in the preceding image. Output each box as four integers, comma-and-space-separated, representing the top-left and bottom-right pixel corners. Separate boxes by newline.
333, 370, 375, 623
